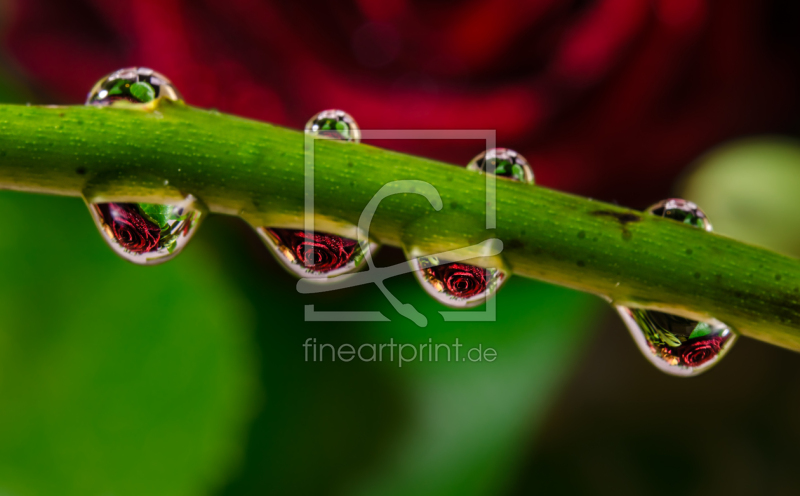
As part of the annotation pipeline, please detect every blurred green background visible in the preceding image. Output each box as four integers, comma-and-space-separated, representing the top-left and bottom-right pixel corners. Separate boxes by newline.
3, 62, 800, 496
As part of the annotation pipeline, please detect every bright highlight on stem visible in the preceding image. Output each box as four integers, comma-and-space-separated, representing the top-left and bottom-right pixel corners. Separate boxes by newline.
0, 100, 799, 352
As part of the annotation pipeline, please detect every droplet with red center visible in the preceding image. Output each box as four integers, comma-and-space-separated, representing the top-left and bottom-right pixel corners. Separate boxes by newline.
86, 67, 182, 105
258, 228, 375, 279
410, 255, 507, 308
87, 195, 206, 265
615, 198, 737, 376
304, 109, 361, 143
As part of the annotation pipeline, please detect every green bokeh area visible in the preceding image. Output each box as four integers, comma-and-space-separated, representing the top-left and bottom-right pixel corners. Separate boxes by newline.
0, 192, 258, 496
0, 190, 602, 495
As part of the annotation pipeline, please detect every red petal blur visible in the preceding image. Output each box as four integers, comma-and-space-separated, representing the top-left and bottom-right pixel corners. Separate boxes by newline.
4, 0, 799, 204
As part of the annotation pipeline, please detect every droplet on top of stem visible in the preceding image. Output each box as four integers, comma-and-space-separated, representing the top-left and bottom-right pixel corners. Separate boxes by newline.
616, 198, 736, 376
648, 198, 712, 231
86, 67, 182, 105
467, 148, 533, 184
304, 109, 361, 143
87, 195, 205, 265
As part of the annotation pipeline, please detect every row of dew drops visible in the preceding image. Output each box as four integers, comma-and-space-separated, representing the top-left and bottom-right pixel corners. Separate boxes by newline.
84, 67, 736, 377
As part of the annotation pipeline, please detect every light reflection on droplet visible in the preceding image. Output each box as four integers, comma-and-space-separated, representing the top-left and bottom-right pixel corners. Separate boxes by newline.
467, 148, 533, 184
617, 307, 737, 376
304, 109, 361, 143
86, 67, 182, 105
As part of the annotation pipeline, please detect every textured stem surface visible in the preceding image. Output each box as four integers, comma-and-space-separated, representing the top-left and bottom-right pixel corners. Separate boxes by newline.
1, 101, 799, 351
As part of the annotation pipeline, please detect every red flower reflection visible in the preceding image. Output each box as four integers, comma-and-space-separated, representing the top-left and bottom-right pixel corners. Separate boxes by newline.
269, 229, 358, 273
681, 336, 724, 367
97, 203, 161, 253
427, 263, 487, 299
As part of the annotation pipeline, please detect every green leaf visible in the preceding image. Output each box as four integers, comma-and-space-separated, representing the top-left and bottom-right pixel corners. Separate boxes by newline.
512, 163, 524, 181
689, 322, 712, 339
107, 79, 129, 96
659, 329, 682, 347
129, 81, 156, 103
138, 203, 173, 229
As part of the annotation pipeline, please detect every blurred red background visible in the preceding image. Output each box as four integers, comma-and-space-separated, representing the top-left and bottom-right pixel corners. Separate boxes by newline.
4, 0, 800, 205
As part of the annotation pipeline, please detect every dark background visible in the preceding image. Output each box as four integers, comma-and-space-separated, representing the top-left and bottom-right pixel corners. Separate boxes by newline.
1, 1, 800, 494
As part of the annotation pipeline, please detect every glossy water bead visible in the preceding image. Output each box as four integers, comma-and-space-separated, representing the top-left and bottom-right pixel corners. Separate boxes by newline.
86, 67, 181, 105
466, 148, 533, 184
649, 198, 712, 231
615, 198, 736, 376
88, 196, 205, 265
259, 228, 375, 279
304, 109, 361, 143
410, 255, 507, 308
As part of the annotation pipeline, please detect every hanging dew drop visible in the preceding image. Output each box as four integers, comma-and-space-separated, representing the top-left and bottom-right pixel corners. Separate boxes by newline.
616, 198, 737, 376
409, 254, 508, 308
86, 67, 182, 105
304, 109, 361, 143
467, 147, 533, 184
258, 228, 375, 279
616, 308, 737, 376
87, 195, 205, 265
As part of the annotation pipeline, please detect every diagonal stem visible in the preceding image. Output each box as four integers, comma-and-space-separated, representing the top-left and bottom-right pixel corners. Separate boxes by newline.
0, 100, 799, 351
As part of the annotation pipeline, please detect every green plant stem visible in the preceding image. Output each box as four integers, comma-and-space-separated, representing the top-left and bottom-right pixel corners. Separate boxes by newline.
1, 101, 799, 351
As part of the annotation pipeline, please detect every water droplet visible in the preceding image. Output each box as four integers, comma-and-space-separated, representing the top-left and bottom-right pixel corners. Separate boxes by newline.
467, 148, 533, 184
616, 307, 737, 376
88, 195, 205, 265
258, 228, 374, 279
86, 67, 182, 105
304, 109, 361, 143
616, 198, 736, 376
648, 198, 712, 231
410, 255, 507, 308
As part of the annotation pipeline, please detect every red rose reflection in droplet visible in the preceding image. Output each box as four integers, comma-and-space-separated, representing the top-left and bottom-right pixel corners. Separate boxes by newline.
98, 203, 161, 254
428, 263, 487, 299
681, 336, 724, 368
269, 229, 359, 274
